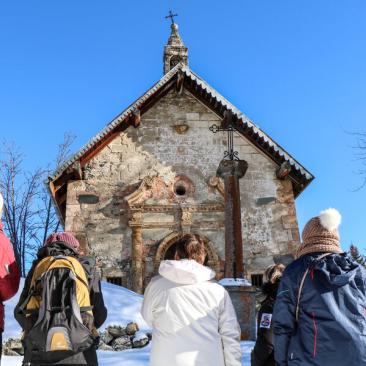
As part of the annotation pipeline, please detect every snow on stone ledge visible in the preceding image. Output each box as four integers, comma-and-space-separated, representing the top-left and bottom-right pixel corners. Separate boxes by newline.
133, 331, 148, 341
219, 278, 252, 287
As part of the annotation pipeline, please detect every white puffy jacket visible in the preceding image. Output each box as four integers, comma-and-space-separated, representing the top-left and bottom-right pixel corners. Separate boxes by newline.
141, 259, 242, 366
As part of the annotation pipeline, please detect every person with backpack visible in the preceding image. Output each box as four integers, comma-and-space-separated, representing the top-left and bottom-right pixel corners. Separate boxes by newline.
141, 233, 242, 366
0, 193, 21, 359
273, 208, 366, 366
251, 263, 285, 366
15, 232, 107, 366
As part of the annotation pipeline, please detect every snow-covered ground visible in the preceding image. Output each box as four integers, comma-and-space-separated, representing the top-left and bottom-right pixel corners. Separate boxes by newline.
2, 279, 254, 365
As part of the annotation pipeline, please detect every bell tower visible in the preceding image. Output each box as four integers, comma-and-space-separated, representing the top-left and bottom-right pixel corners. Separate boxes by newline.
163, 11, 188, 74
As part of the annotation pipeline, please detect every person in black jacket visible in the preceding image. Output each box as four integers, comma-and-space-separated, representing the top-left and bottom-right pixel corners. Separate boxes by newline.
251, 263, 285, 366
273, 208, 366, 366
15, 232, 107, 366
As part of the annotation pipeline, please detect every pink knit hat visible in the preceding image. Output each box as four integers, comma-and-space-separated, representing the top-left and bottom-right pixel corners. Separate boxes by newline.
45, 232, 80, 252
297, 208, 343, 258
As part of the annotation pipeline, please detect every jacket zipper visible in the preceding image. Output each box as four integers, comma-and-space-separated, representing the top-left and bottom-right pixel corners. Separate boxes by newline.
312, 311, 318, 358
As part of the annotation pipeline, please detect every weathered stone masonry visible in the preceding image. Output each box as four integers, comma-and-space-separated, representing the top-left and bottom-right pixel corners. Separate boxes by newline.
64, 88, 302, 293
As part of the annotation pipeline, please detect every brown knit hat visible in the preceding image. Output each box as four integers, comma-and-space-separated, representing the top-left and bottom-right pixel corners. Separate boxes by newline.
297, 208, 343, 258
45, 232, 80, 252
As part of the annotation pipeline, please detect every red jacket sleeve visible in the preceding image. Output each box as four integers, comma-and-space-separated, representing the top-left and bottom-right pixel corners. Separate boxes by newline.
0, 222, 21, 302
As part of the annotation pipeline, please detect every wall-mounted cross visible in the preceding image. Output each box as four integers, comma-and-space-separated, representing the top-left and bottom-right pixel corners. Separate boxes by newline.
165, 10, 178, 24
209, 110, 239, 161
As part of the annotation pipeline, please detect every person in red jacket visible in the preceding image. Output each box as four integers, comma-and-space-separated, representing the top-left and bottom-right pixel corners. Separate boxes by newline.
0, 193, 21, 359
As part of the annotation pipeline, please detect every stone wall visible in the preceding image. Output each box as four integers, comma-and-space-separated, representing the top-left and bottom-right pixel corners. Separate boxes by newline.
65, 88, 299, 291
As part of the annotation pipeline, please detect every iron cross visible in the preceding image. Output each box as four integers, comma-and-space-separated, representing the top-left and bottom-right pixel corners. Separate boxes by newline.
209, 111, 239, 161
165, 10, 178, 24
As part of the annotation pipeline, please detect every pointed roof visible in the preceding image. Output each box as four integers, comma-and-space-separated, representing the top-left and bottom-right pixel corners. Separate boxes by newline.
49, 64, 314, 221
167, 23, 185, 46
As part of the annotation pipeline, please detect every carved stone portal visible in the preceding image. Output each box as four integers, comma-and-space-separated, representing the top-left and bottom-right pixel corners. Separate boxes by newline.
154, 232, 221, 275
124, 175, 223, 293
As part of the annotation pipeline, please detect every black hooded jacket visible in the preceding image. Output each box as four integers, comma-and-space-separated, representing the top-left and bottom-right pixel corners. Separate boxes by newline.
251, 281, 279, 366
273, 253, 366, 366
14, 242, 107, 366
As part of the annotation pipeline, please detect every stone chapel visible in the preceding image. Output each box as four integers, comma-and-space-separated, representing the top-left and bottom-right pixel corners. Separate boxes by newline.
48, 22, 314, 294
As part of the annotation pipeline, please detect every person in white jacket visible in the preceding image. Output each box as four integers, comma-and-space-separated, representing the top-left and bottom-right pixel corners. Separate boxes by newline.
141, 233, 242, 366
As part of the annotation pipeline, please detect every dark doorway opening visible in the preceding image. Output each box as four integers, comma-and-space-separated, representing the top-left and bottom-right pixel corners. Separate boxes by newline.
251, 274, 264, 288
107, 277, 123, 287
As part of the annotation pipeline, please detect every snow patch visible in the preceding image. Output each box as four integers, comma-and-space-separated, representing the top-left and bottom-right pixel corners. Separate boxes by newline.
99, 281, 149, 332
3, 278, 149, 341
219, 278, 252, 287
2, 278, 255, 365
133, 331, 148, 341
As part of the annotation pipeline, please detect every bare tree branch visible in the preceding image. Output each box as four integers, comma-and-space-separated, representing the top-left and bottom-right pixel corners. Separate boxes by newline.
351, 132, 366, 191
0, 132, 76, 275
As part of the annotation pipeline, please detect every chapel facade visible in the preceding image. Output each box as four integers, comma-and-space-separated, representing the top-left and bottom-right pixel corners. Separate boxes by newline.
48, 22, 313, 294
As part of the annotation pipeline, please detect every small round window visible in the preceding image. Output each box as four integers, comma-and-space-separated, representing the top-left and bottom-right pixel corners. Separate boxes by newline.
173, 176, 194, 199
175, 185, 187, 196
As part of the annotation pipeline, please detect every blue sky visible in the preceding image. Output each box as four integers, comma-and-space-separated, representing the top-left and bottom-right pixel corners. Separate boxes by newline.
1, 1, 365, 251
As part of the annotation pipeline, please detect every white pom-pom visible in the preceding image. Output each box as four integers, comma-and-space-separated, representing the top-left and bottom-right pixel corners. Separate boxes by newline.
319, 208, 342, 231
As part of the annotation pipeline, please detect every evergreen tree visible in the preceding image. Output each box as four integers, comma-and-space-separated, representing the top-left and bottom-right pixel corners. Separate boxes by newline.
350, 244, 366, 268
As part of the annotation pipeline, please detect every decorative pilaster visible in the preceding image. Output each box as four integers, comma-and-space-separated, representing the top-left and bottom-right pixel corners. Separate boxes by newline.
129, 211, 144, 294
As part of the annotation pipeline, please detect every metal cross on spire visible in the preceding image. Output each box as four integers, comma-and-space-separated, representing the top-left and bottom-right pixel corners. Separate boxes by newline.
165, 10, 178, 24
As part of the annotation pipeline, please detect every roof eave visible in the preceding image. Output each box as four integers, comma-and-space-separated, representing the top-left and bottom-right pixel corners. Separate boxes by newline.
49, 64, 314, 219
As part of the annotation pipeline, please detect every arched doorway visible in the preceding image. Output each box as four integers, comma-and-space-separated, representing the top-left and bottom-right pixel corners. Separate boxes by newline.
154, 232, 221, 276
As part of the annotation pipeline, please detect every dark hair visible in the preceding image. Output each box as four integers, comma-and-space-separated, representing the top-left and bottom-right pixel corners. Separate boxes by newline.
174, 234, 206, 263
262, 264, 285, 299
264, 263, 285, 284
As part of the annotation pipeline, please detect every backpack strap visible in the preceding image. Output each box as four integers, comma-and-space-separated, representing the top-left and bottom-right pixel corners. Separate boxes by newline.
295, 252, 332, 322
18, 256, 91, 315
49, 256, 94, 314
58, 256, 90, 289
17, 258, 57, 315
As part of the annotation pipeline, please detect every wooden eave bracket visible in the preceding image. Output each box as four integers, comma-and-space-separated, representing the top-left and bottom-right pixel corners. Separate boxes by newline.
132, 109, 141, 128
47, 179, 66, 225
221, 109, 234, 128
176, 70, 184, 94
276, 161, 292, 180
66, 161, 83, 180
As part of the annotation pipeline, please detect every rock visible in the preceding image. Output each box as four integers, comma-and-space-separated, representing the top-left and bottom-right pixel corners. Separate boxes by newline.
98, 343, 114, 351
106, 325, 126, 338
100, 330, 114, 345
132, 331, 149, 348
126, 322, 139, 336
3, 348, 21, 356
3, 338, 24, 356
111, 336, 132, 351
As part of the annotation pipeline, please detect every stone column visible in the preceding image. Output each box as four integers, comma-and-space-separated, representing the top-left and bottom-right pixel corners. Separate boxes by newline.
217, 159, 257, 341
129, 211, 144, 294
217, 159, 248, 278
